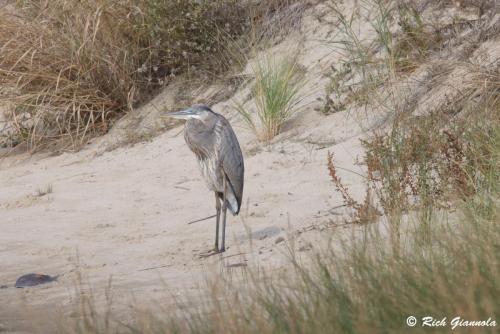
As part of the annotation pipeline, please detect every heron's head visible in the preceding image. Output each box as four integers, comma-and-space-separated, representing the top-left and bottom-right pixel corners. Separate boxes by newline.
162, 105, 213, 122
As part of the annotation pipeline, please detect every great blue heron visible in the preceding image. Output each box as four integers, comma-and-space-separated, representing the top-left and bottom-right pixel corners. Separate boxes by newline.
163, 105, 244, 253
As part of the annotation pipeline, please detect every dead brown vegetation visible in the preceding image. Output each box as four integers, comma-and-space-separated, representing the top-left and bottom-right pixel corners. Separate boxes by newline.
363, 63, 499, 216
0, 0, 303, 151
327, 152, 381, 224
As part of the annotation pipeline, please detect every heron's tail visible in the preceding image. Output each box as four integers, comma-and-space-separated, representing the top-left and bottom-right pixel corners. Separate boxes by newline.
226, 190, 240, 215
221, 173, 241, 216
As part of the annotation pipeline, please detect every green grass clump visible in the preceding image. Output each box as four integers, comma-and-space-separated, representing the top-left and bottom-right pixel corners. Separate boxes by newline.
236, 53, 305, 141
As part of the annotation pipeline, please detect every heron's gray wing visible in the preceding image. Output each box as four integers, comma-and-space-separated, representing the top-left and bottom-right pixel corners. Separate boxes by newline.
216, 117, 244, 214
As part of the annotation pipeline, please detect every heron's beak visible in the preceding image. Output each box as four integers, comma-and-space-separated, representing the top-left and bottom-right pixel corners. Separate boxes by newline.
162, 108, 197, 120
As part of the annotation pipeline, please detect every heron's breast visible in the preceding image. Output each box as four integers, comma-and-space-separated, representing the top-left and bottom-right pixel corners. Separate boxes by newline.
198, 158, 223, 192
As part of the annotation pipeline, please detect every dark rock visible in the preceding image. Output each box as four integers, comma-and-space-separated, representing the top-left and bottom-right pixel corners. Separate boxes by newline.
15, 273, 57, 288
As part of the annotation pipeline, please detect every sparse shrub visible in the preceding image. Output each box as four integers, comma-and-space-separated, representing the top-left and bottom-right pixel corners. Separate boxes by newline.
320, 64, 352, 114
327, 152, 381, 224
236, 53, 305, 141
363, 65, 499, 216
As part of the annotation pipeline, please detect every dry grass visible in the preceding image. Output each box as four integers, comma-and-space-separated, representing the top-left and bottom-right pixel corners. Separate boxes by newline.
0, 0, 302, 151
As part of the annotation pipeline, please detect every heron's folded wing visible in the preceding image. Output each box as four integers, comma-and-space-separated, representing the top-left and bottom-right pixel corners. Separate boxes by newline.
217, 118, 244, 214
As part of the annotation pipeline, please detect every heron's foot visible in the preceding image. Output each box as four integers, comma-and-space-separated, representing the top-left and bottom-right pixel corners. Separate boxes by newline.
198, 248, 221, 259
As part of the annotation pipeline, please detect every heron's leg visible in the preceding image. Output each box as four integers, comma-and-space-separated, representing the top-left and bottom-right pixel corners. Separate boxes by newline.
215, 193, 221, 251
220, 177, 228, 252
